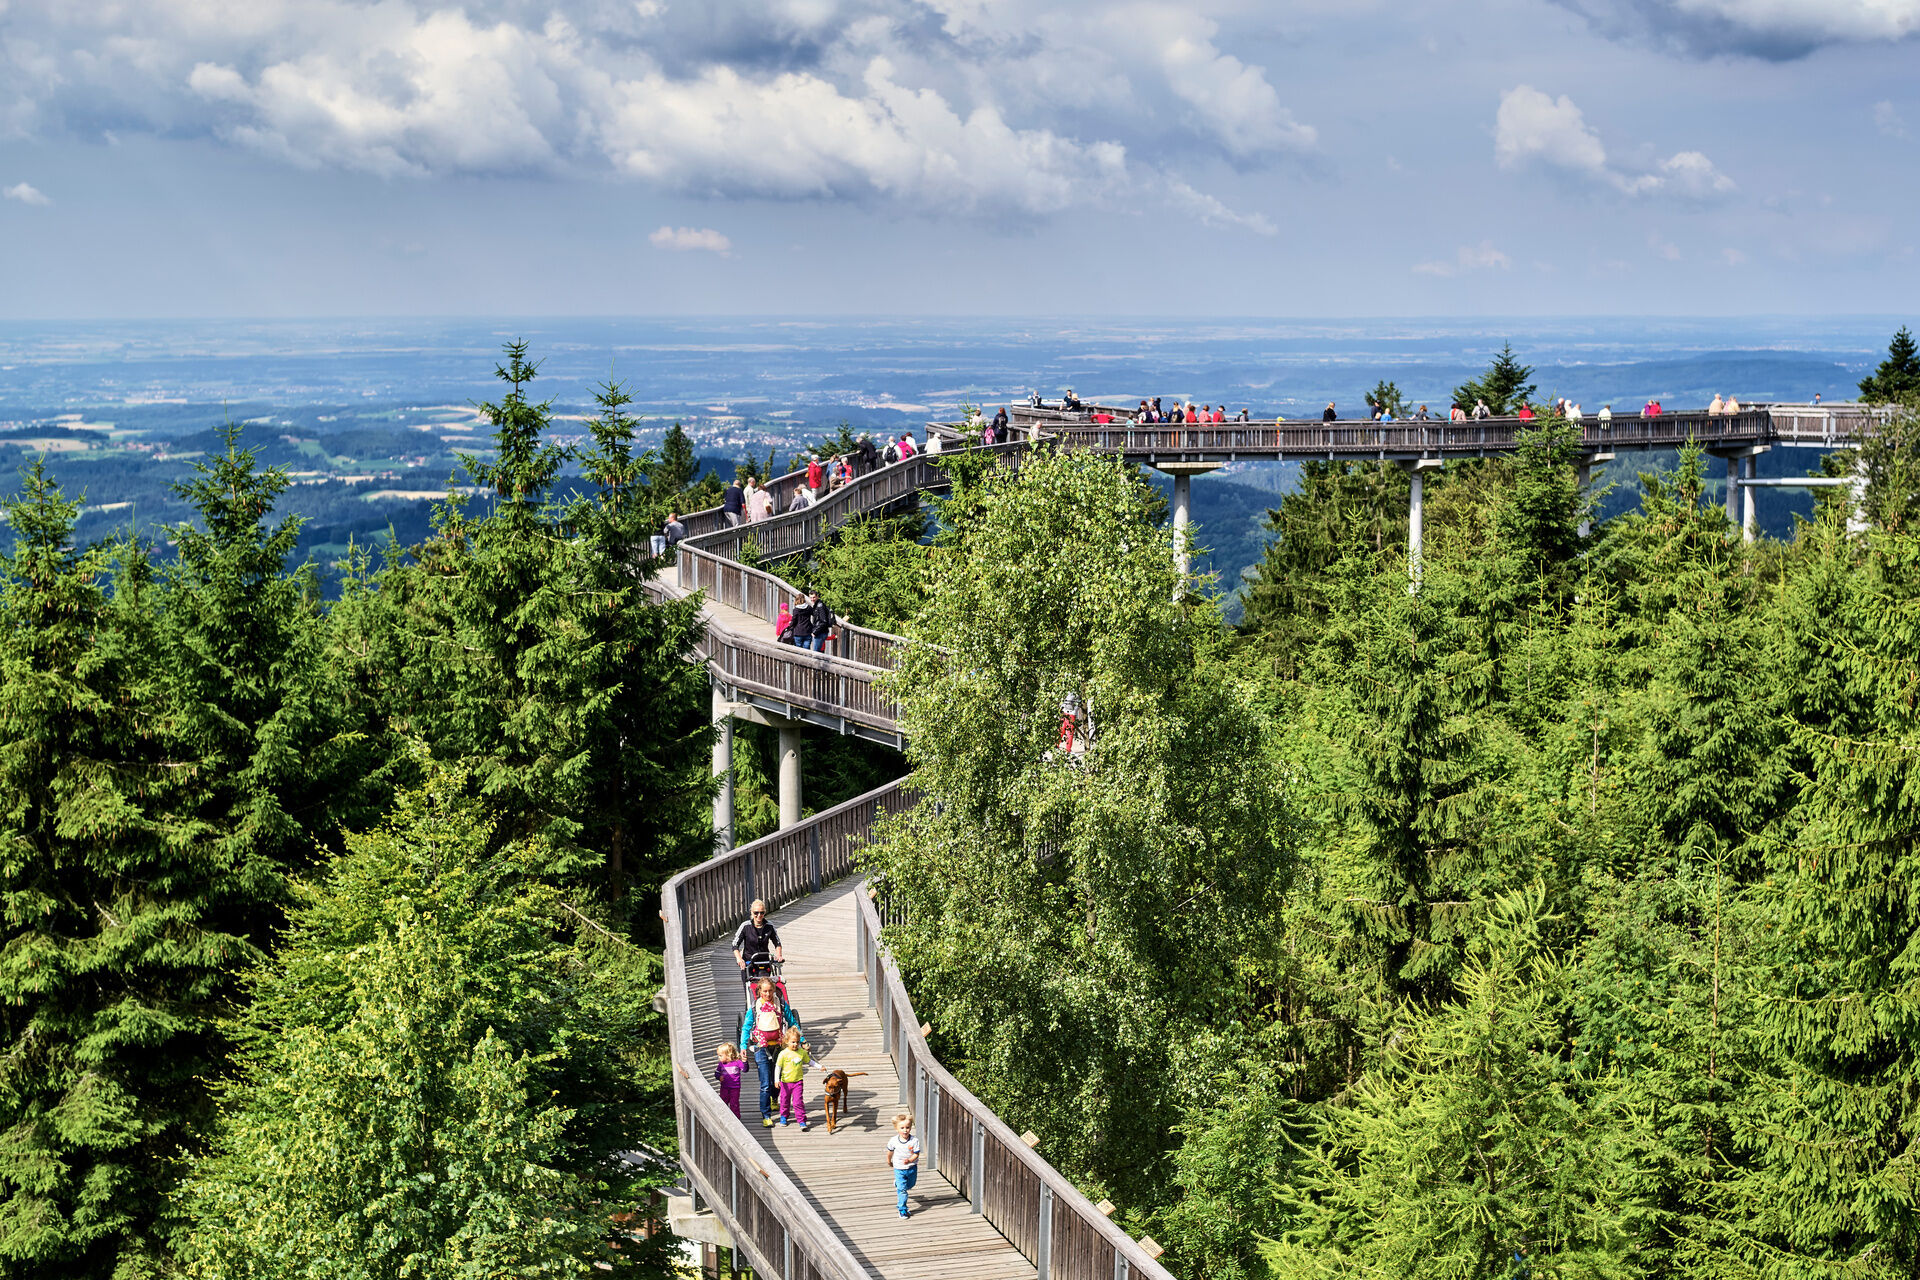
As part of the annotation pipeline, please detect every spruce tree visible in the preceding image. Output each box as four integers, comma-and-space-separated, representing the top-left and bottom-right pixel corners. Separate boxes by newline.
364, 344, 711, 904
0, 464, 233, 1277
1857, 325, 1920, 403
1453, 342, 1537, 415
1266, 886, 1633, 1280
1738, 525, 1920, 1275
654, 421, 697, 498
155, 423, 369, 915
176, 763, 667, 1278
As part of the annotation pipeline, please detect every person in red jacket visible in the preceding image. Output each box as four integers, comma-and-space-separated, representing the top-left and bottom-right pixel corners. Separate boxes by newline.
807, 456, 824, 495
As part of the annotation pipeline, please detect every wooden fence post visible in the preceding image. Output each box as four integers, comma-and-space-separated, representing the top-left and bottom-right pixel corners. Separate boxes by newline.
1037, 1184, 1053, 1280
971, 1121, 985, 1214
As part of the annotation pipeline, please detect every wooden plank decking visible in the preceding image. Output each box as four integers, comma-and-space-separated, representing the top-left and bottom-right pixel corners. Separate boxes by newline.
685, 880, 1037, 1280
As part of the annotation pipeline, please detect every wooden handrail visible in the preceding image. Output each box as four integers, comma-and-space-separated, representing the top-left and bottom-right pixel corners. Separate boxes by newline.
854, 881, 1175, 1280
660, 779, 919, 1280
661, 773, 1175, 1280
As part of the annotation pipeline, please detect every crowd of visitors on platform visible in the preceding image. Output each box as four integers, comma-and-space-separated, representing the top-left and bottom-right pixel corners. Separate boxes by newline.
1128, 397, 1253, 425
660, 386, 1764, 559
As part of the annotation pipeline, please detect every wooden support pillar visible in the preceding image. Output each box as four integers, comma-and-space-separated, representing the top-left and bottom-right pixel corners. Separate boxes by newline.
711, 685, 734, 853
777, 724, 803, 830
1743, 454, 1759, 543
1172, 471, 1192, 581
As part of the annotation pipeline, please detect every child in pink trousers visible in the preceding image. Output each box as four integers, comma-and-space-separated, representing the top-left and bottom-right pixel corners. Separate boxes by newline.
715, 1042, 746, 1117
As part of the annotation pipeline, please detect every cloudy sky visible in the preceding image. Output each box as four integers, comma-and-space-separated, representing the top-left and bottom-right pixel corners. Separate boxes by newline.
1, 0, 1916, 317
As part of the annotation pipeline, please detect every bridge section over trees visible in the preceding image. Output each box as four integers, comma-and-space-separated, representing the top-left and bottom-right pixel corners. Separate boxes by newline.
656, 400, 1887, 1278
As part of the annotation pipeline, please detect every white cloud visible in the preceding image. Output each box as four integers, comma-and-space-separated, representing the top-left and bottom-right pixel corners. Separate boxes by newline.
1495, 86, 1734, 201
1552, 0, 1920, 59
0, 0, 1308, 229
1115, 7, 1316, 159
1495, 86, 1609, 176
599, 58, 1127, 214
4, 182, 51, 205
1648, 231, 1682, 260
1722, 246, 1749, 265
1876, 100, 1909, 138
650, 225, 734, 254
1651, 150, 1736, 199
1413, 241, 1512, 277
1162, 178, 1276, 235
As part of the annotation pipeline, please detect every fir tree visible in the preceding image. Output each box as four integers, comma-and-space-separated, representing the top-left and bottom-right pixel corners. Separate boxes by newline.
654, 421, 698, 502
1453, 342, 1538, 416
1267, 886, 1634, 1280
1364, 380, 1410, 418
1857, 325, 1920, 403
0, 464, 230, 1277
156, 423, 369, 907
1738, 525, 1920, 1275
358, 344, 712, 904
176, 763, 668, 1278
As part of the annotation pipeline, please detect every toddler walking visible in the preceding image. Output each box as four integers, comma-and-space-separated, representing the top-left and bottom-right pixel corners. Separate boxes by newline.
714, 1043, 745, 1118
886, 1111, 921, 1218
774, 1027, 811, 1130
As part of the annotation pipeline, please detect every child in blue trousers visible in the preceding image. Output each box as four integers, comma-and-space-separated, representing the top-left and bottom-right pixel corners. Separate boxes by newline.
886, 1111, 921, 1218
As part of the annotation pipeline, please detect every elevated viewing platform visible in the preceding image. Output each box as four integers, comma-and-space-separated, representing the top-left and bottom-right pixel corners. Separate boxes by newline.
974, 400, 1884, 462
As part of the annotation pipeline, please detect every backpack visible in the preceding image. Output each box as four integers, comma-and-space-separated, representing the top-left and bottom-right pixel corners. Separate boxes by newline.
884, 442, 899, 465
755, 1000, 784, 1044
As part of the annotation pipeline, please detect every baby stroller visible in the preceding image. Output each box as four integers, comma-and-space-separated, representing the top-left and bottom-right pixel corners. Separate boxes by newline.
739, 968, 805, 1055
743, 956, 791, 1007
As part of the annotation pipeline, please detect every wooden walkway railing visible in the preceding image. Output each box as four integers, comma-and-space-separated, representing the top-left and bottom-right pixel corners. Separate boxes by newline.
663, 778, 1174, 1280
853, 885, 1166, 1280
990, 405, 1889, 461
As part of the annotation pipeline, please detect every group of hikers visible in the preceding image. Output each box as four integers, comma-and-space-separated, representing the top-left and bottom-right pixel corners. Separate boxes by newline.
772, 591, 837, 652
722, 901, 924, 1218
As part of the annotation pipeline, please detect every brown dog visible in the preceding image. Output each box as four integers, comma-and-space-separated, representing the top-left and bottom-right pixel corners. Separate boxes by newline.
821, 1069, 868, 1133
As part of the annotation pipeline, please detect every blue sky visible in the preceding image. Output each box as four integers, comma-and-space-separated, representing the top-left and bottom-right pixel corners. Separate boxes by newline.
1, 0, 1916, 318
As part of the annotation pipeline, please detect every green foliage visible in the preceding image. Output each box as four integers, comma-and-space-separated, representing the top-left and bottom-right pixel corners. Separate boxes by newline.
176, 762, 663, 1279
654, 421, 698, 499
0, 463, 206, 1278
1858, 407, 1920, 535
1364, 379, 1409, 418
865, 447, 1296, 1207
335, 346, 713, 902
1733, 526, 1920, 1276
1857, 324, 1920, 403
1454, 341, 1538, 415
800, 511, 929, 633
1268, 887, 1633, 1280
0, 341, 710, 1277
1238, 462, 1408, 676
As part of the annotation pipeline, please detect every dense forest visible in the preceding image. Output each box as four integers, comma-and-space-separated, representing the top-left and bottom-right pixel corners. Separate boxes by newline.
864, 329, 1920, 1279
2, 330, 1918, 1278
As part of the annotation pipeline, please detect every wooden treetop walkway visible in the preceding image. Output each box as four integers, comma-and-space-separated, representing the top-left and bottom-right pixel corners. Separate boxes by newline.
681, 879, 1037, 1280
657, 397, 1889, 1278
663, 783, 1169, 1280
985, 401, 1882, 462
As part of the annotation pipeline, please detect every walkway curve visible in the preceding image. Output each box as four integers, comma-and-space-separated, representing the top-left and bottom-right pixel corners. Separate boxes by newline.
657, 400, 1890, 1279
